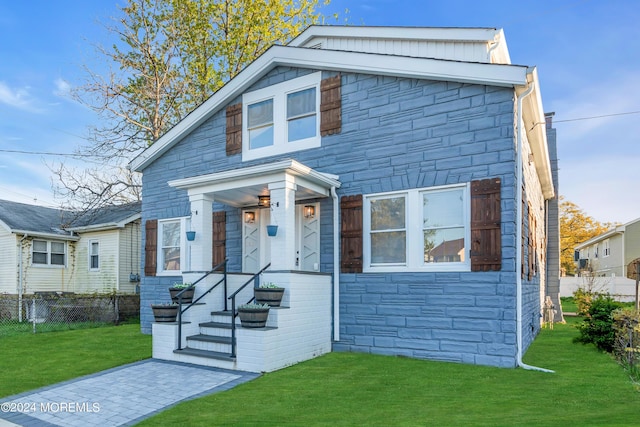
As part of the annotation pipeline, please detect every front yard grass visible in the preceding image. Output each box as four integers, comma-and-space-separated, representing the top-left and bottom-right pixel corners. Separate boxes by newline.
138, 318, 640, 427
0, 324, 151, 398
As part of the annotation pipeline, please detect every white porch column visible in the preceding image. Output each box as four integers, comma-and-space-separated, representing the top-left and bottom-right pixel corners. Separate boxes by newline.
188, 193, 214, 271
268, 178, 297, 270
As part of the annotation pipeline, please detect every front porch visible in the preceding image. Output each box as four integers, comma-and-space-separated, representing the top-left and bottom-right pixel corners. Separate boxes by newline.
152, 270, 332, 373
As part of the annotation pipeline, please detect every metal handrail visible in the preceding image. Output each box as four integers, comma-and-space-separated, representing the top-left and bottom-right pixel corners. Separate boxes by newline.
176, 259, 228, 350
228, 263, 271, 357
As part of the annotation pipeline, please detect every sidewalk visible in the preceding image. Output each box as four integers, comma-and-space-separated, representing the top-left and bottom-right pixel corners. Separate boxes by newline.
0, 359, 260, 427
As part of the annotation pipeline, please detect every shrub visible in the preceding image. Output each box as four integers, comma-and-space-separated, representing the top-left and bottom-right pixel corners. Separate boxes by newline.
612, 308, 640, 381
575, 295, 623, 352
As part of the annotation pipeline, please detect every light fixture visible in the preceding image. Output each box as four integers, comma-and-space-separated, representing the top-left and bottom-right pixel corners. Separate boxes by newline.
303, 205, 315, 219
244, 211, 256, 223
258, 195, 270, 207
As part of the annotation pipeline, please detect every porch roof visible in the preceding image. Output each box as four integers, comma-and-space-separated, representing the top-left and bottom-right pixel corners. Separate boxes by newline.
167, 159, 341, 207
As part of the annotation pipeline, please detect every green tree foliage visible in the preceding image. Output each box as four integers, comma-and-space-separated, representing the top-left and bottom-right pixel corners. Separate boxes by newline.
559, 197, 612, 276
54, 0, 334, 212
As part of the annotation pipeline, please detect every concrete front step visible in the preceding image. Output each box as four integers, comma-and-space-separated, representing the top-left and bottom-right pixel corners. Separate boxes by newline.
173, 347, 235, 362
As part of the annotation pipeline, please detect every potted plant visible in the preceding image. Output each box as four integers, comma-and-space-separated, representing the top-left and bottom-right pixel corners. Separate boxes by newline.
237, 303, 270, 328
151, 303, 178, 322
254, 282, 285, 307
169, 282, 194, 303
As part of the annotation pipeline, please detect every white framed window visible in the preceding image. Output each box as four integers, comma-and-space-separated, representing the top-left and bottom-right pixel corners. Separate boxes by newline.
364, 184, 470, 272
89, 240, 100, 270
158, 217, 190, 275
242, 72, 321, 161
594, 244, 599, 258
32, 239, 66, 267
603, 239, 610, 257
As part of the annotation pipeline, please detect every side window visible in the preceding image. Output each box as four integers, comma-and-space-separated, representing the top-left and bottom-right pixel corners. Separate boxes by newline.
160, 220, 181, 272
89, 240, 100, 270
32, 240, 66, 267
247, 99, 274, 149
32, 240, 48, 264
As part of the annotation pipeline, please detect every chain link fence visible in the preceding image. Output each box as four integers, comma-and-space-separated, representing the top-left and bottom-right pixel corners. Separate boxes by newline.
0, 293, 139, 337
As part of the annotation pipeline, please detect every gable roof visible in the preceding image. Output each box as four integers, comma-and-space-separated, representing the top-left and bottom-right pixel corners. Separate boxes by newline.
575, 216, 640, 250
0, 200, 141, 238
130, 25, 533, 173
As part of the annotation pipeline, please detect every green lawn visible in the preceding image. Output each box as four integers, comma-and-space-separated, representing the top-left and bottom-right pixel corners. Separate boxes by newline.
0, 324, 151, 398
137, 318, 640, 427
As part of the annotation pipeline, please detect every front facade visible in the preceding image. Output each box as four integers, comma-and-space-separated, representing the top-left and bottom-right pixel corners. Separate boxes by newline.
0, 200, 141, 296
133, 26, 558, 370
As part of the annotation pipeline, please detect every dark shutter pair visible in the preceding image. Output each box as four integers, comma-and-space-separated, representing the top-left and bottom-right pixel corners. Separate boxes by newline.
339, 178, 503, 273
144, 212, 226, 276
225, 74, 342, 154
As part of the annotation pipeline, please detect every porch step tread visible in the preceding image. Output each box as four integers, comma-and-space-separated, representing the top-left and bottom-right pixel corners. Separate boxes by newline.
187, 334, 232, 344
200, 321, 233, 329
173, 347, 236, 361
211, 310, 234, 316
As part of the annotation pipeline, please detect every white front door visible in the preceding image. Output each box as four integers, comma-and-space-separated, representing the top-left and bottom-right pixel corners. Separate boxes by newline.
242, 203, 320, 273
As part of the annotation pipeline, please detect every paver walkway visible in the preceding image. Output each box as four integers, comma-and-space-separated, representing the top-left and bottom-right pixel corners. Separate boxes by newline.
0, 359, 259, 427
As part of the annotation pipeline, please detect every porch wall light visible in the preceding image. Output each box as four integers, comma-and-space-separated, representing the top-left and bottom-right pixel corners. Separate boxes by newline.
303, 205, 316, 219
244, 211, 256, 223
258, 195, 270, 207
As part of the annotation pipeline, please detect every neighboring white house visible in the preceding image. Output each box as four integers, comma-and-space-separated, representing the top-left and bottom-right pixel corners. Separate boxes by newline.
0, 200, 141, 295
568, 217, 640, 300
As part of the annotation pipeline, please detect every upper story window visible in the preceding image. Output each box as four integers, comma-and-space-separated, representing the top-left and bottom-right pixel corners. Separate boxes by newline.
603, 239, 610, 257
364, 184, 470, 272
243, 72, 321, 161
89, 240, 100, 270
158, 217, 190, 275
32, 239, 66, 267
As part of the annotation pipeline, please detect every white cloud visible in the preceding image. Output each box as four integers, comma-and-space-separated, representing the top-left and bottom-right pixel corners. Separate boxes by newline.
0, 81, 42, 112
53, 78, 72, 98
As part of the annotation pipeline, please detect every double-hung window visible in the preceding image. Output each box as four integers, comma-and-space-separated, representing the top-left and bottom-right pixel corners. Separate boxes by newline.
603, 239, 610, 257
364, 184, 470, 272
32, 240, 66, 267
243, 72, 321, 161
157, 217, 190, 274
89, 240, 100, 270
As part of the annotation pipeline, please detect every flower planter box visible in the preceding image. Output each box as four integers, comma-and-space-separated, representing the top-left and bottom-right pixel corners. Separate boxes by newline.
254, 287, 285, 307
238, 307, 270, 328
151, 305, 178, 322
169, 287, 195, 304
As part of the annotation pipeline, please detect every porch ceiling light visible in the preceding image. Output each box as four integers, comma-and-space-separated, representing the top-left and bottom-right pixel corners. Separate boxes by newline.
244, 211, 256, 223
258, 195, 270, 207
304, 205, 315, 219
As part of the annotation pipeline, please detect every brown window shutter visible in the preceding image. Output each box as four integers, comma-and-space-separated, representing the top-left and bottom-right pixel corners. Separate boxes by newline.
144, 219, 157, 277
340, 194, 363, 273
470, 178, 502, 271
212, 211, 226, 270
320, 74, 341, 136
226, 103, 242, 155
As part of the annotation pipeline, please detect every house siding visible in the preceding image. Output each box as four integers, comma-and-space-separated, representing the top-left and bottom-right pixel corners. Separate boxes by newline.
624, 221, 640, 275
0, 228, 17, 293
18, 237, 75, 293
140, 67, 546, 367
118, 220, 141, 294
73, 230, 120, 293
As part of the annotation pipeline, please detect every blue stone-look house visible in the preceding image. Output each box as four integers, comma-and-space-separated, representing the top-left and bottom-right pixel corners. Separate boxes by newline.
131, 26, 559, 372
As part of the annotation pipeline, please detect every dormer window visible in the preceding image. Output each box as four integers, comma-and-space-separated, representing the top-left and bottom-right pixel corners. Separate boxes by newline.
243, 72, 321, 161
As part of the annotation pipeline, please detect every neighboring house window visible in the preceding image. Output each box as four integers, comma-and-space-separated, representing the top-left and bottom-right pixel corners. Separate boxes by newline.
363, 184, 470, 272
603, 239, 610, 257
89, 240, 100, 270
157, 217, 190, 274
32, 240, 66, 267
242, 72, 321, 161
594, 244, 598, 258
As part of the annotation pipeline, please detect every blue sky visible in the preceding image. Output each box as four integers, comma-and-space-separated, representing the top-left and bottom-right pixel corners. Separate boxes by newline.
0, 0, 639, 224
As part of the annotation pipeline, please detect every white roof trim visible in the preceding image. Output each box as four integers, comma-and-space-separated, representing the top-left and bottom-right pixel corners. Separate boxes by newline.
288, 26, 502, 46
66, 213, 141, 233
168, 159, 340, 194
130, 45, 528, 172
10, 230, 79, 241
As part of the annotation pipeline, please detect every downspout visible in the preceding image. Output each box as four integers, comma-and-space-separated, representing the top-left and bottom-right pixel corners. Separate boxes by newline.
516, 79, 554, 373
331, 186, 340, 341
18, 233, 28, 322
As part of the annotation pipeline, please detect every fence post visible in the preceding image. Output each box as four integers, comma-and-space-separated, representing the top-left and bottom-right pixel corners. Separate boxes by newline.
31, 298, 36, 334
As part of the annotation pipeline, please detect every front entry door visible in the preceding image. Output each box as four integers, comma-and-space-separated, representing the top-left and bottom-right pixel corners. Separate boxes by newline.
242, 203, 319, 273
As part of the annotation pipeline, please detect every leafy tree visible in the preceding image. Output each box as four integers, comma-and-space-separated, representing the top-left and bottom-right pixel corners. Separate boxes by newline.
559, 197, 612, 276
54, 0, 334, 213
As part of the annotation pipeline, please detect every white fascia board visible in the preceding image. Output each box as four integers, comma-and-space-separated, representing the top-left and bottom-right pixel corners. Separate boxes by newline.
10, 229, 79, 241
130, 45, 528, 172
168, 159, 341, 194
66, 213, 141, 233
575, 226, 625, 250
288, 25, 500, 46
517, 67, 554, 200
